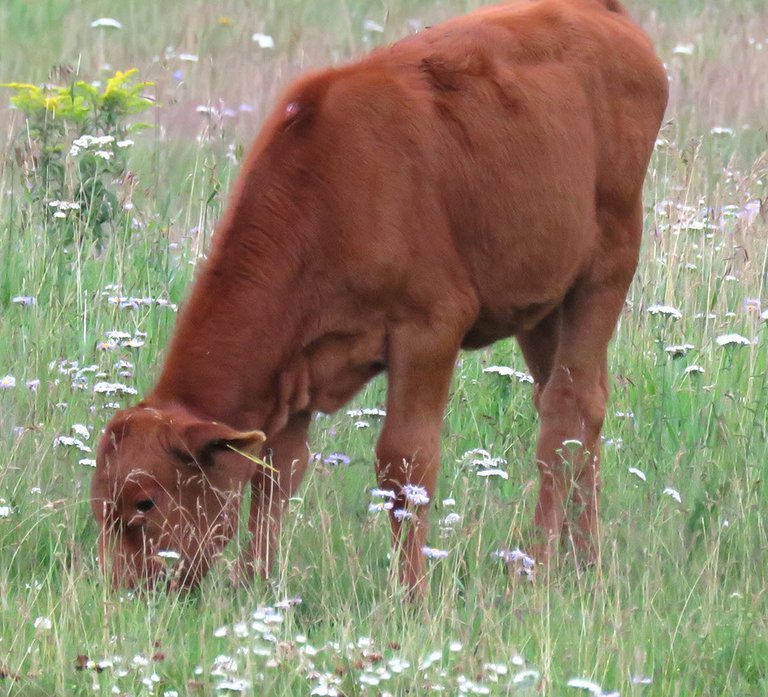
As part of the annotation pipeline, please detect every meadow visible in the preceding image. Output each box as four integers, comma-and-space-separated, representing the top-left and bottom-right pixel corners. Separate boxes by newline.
0, 0, 767, 695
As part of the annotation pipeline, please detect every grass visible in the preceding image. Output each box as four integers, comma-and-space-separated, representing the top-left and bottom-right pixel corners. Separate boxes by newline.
1, 0, 767, 695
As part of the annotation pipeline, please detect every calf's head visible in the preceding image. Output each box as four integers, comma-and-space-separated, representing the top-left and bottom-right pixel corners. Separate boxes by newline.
91, 404, 265, 590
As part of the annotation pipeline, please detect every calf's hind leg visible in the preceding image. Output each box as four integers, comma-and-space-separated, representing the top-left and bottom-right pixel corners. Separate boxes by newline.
529, 231, 639, 565
516, 308, 561, 415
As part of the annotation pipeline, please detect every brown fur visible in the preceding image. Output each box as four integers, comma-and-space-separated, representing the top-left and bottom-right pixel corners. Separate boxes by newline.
92, 0, 668, 594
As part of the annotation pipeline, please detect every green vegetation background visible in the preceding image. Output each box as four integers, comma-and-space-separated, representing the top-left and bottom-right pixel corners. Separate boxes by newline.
0, 0, 766, 695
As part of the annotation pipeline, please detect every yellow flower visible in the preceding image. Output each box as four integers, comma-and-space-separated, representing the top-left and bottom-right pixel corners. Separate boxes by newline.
44, 95, 63, 111
104, 68, 138, 95
0, 82, 39, 90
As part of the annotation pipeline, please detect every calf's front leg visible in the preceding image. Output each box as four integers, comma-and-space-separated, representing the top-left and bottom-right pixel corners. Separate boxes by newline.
376, 325, 463, 597
241, 412, 311, 582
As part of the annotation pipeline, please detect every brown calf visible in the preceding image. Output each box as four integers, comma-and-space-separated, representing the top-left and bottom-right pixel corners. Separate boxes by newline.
92, 0, 668, 594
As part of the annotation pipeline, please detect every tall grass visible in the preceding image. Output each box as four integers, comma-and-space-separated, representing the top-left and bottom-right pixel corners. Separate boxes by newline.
0, 0, 767, 695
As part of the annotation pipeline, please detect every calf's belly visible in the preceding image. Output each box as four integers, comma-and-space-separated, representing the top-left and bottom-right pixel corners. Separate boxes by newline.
461, 299, 560, 349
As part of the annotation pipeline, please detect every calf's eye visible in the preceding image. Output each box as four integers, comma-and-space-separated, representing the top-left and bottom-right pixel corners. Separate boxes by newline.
136, 499, 155, 513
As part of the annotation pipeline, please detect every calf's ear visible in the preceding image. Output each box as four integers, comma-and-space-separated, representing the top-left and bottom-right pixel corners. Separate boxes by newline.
177, 420, 266, 466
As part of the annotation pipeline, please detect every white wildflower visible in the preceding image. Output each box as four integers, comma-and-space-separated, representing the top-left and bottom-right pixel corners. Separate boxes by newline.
628, 467, 647, 482
457, 675, 490, 694
72, 423, 90, 440
142, 674, 161, 688
274, 597, 301, 609
369, 502, 393, 513
663, 487, 682, 503
387, 657, 410, 673
216, 679, 250, 692
54, 436, 92, 453
90, 17, 123, 29
60, 200, 80, 210
482, 366, 534, 383
484, 663, 508, 677
461, 448, 508, 469
476, 468, 509, 479
492, 548, 535, 575
512, 670, 541, 687
370, 488, 396, 499
34, 617, 53, 631
716, 333, 751, 347
672, 43, 694, 55
403, 483, 430, 506
252, 33, 275, 48
665, 343, 694, 357
347, 407, 386, 418
441, 512, 461, 527
73, 134, 115, 149
310, 674, 341, 696
211, 655, 238, 676
93, 381, 138, 395
422, 546, 449, 560
419, 650, 443, 671
566, 677, 604, 694
647, 304, 682, 320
